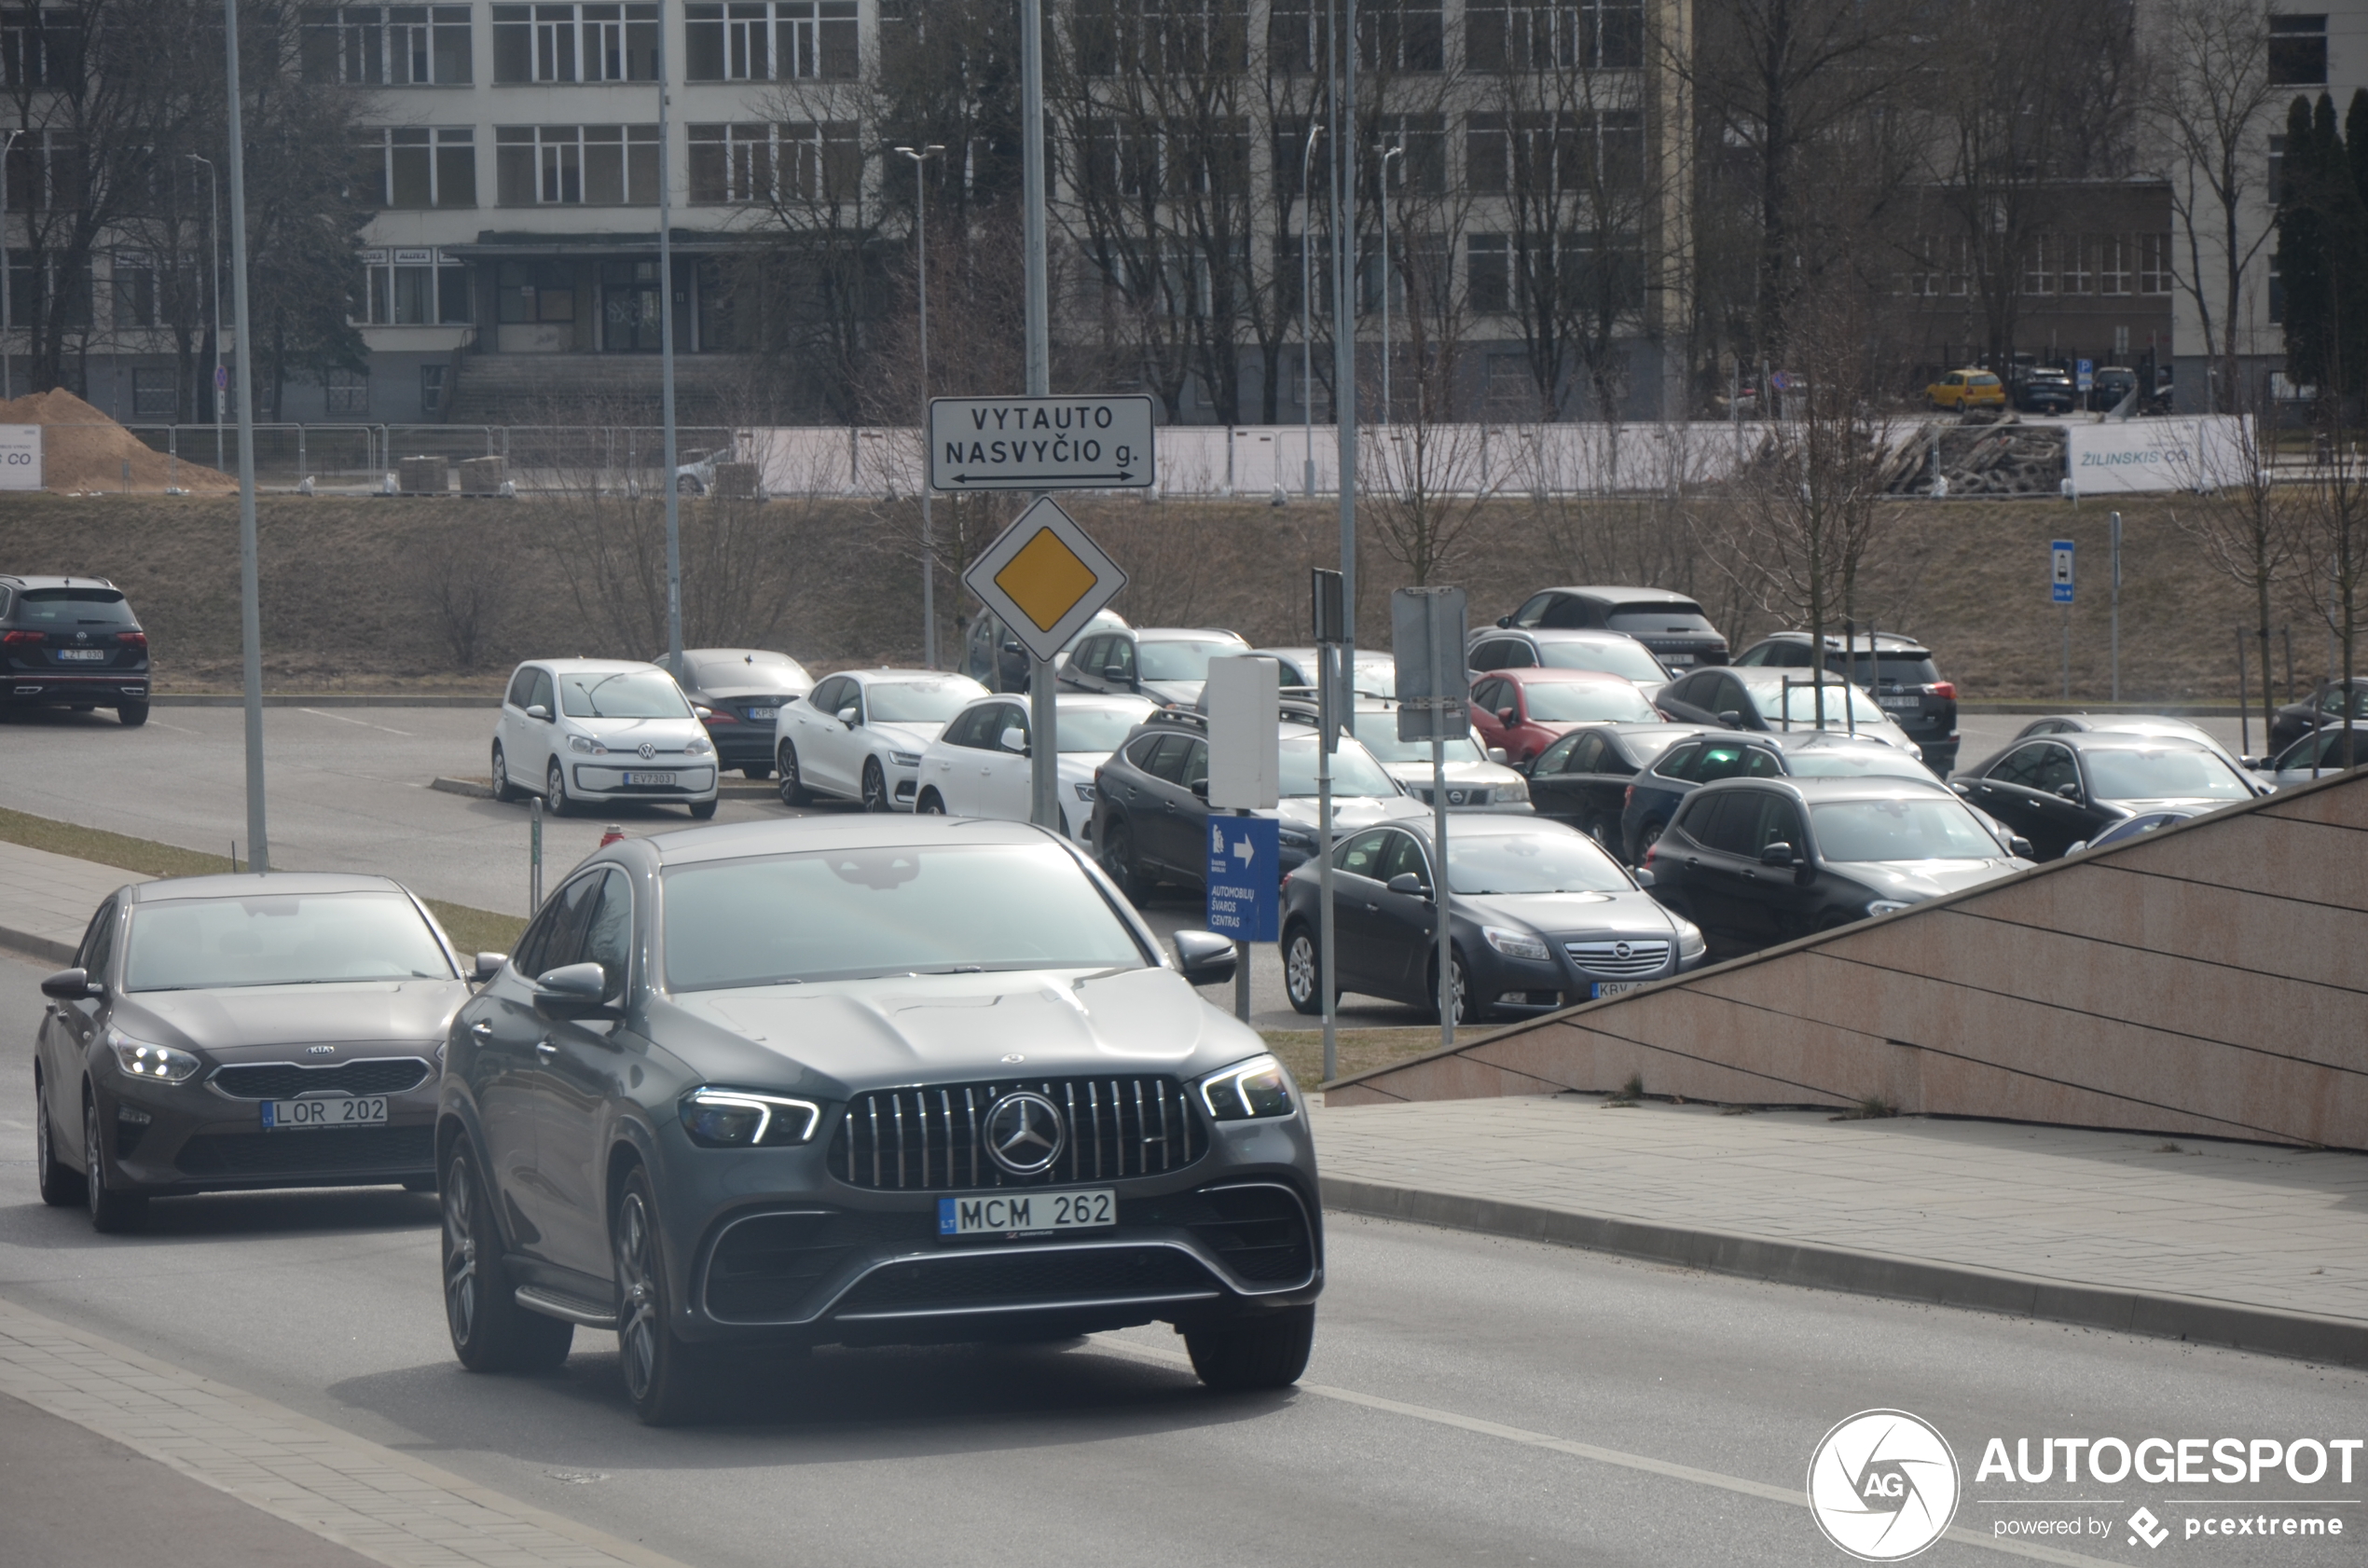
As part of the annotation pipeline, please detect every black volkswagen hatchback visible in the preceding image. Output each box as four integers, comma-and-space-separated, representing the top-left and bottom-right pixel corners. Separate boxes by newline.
0, 575, 151, 725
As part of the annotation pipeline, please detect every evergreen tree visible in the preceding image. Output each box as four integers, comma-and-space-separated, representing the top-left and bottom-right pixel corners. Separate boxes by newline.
2278, 95, 2333, 389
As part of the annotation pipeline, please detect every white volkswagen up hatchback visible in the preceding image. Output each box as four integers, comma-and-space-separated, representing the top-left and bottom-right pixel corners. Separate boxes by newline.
490, 659, 720, 818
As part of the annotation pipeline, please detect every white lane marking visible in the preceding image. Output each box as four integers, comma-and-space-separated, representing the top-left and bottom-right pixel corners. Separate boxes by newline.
1090, 1336, 2120, 1567
299, 707, 415, 736
148, 719, 202, 735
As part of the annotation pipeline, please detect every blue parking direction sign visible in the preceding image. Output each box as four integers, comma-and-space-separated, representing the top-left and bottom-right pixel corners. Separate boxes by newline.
2051, 540, 2075, 604
1205, 817, 1280, 942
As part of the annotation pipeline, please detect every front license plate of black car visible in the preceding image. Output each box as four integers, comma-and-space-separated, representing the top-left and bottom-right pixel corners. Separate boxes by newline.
938, 1189, 1115, 1235
261, 1095, 389, 1130
56, 649, 106, 661
624, 771, 678, 785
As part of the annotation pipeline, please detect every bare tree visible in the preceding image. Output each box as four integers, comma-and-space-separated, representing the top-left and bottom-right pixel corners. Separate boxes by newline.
1360, 382, 1498, 585
2291, 399, 2365, 763
2165, 381, 2297, 728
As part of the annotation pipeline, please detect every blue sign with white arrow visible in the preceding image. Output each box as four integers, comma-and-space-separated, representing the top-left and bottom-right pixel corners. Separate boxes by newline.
1205, 817, 1280, 942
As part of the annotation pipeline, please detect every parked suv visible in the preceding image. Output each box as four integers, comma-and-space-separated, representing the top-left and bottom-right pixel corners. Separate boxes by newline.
1730, 631, 1960, 774
1465, 626, 1673, 692
0, 574, 151, 725
1491, 586, 1728, 670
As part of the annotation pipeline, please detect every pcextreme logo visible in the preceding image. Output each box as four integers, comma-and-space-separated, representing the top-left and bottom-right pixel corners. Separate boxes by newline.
1808, 1410, 1962, 1561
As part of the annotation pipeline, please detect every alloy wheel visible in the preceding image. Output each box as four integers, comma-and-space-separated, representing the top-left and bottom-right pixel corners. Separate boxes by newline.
860, 759, 888, 813
1285, 930, 1321, 1013
546, 760, 570, 817
443, 1155, 480, 1347
614, 1188, 662, 1403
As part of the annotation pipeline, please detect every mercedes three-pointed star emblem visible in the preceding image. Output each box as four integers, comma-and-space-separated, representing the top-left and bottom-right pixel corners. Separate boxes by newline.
982, 1091, 1066, 1176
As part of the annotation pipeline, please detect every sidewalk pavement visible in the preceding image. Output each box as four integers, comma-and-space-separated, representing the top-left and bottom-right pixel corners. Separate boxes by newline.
0, 840, 146, 966
1310, 1093, 2368, 1367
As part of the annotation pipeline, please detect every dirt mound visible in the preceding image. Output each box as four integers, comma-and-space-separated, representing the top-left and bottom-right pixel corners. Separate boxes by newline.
0, 389, 237, 494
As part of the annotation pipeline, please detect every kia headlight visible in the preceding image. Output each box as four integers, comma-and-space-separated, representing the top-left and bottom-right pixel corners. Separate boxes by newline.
568, 735, 604, 755
1198, 1054, 1296, 1121
889, 751, 923, 767
1482, 925, 1549, 961
108, 1028, 201, 1083
1865, 899, 1913, 917
679, 1087, 822, 1148
1670, 916, 1708, 961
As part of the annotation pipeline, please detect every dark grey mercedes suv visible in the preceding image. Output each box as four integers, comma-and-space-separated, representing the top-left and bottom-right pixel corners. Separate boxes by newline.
436, 815, 1321, 1424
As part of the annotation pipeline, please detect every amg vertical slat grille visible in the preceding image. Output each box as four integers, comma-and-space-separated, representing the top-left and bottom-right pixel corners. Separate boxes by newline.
828, 1076, 1205, 1190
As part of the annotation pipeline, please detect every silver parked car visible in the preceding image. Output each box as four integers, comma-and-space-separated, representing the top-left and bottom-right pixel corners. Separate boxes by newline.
436, 816, 1322, 1424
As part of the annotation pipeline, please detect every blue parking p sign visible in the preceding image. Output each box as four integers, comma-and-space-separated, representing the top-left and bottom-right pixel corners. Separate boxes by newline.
1205, 818, 1280, 942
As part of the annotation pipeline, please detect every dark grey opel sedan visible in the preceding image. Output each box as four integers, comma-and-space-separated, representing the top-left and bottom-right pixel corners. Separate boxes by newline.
437, 816, 1321, 1424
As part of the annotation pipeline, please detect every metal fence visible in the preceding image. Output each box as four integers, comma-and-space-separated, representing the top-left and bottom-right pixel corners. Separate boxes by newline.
107, 423, 741, 488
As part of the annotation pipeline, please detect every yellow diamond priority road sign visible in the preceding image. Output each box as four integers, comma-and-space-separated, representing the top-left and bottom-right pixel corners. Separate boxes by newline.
963, 496, 1128, 665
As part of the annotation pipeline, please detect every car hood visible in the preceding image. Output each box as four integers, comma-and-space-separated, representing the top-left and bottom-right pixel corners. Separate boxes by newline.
1275, 795, 1425, 832
568, 716, 709, 749
867, 720, 947, 752
117, 979, 469, 1057
1453, 888, 1674, 937
1384, 760, 1523, 789
665, 966, 1266, 1094
1141, 679, 1205, 706
1828, 858, 2029, 901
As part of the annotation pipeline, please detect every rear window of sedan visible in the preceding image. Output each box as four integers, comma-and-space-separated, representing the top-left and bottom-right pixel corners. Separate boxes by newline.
1521, 681, 1659, 723
16, 588, 137, 626
661, 843, 1149, 990
125, 892, 455, 991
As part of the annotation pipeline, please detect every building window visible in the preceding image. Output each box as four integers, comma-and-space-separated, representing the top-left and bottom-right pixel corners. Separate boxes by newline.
688, 120, 862, 203
5, 250, 88, 325
324, 366, 370, 415
2097, 234, 2130, 296
131, 367, 176, 418
1361, 0, 1443, 72
1466, 109, 1640, 197
360, 127, 476, 208
2268, 133, 2286, 199
420, 364, 447, 416
111, 252, 157, 326
2139, 232, 2172, 296
492, 4, 658, 83
1267, 0, 1329, 73
498, 260, 578, 324
2019, 235, 2056, 296
684, 1, 856, 80
301, 6, 473, 85
3, 7, 79, 87
2267, 13, 2327, 87
2058, 235, 2092, 295
496, 124, 660, 204
2268, 253, 2284, 324
3, 128, 78, 211
1468, 233, 1510, 314
1466, 0, 1643, 73
356, 249, 472, 324
1371, 114, 1448, 196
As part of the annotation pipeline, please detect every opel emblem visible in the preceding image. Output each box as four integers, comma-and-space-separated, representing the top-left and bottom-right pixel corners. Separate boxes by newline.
637, 741, 657, 760
982, 1091, 1065, 1176
1614, 942, 1632, 960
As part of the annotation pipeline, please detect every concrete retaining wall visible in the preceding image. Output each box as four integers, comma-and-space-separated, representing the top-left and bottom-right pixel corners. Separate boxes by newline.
1328, 768, 2368, 1151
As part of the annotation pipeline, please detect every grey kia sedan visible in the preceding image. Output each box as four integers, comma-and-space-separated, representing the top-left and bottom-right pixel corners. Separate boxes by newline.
33, 873, 482, 1232
436, 816, 1321, 1424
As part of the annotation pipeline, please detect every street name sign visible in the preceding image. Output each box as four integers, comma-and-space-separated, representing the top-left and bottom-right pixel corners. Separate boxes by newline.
961, 496, 1129, 665
1205, 817, 1280, 942
928, 395, 1156, 490
2051, 539, 2075, 604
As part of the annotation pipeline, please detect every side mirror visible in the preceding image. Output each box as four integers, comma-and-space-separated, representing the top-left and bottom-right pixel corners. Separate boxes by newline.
40, 967, 97, 1000
1384, 871, 1432, 899
2054, 782, 2083, 802
1716, 710, 1742, 726
1494, 614, 1512, 628
999, 727, 1029, 754
472, 951, 507, 983
2009, 835, 2035, 860
1487, 747, 1510, 764
1496, 707, 1517, 724
836, 706, 860, 726
1758, 841, 1796, 867
1631, 867, 1657, 888
1103, 664, 1128, 681
525, 704, 550, 722
532, 961, 618, 1020
1188, 778, 1208, 800
1172, 928, 1238, 985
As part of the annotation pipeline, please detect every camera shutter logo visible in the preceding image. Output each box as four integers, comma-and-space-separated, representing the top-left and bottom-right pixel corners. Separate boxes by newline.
1807, 1410, 1960, 1561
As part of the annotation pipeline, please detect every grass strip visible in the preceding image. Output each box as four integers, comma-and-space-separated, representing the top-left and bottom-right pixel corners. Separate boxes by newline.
1260, 1026, 1491, 1089
0, 805, 528, 957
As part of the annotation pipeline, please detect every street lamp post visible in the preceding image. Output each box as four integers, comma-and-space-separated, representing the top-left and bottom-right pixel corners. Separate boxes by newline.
895, 143, 944, 668
1379, 141, 1402, 424
220, 0, 268, 871
1301, 119, 1324, 497
1, 129, 17, 402
655, 21, 682, 682
186, 155, 222, 466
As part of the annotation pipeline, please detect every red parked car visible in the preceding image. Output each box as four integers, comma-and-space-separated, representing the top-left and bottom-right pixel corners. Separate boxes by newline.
1469, 668, 1661, 765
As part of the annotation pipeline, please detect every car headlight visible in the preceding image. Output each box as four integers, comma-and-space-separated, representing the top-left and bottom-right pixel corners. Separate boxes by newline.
1670, 916, 1707, 960
889, 751, 923, 767
679, 1087, 822, 1148
568, 735, 602, 755
107, 1028, 201, 1083
1198, 1054, 1296, 1121
1865, 900, 1913, 917
685, 737, 712, 755
1482, 925, 1550, 961
1495, 777, 1529, 803
1072, 781, 1096, 802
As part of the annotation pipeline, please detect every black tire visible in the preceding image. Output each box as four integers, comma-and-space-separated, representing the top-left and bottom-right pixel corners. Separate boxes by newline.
1630, 818, 1665, 864
83, 1093, 146, 1233
687, 798, 719, 820
916, 790, 946, 815
778, 743, 809, 805
491, 743, 527, 803
545, 759, 575, 818
35, 1069, 81, 1206
860, 758, 890, 813
1101, 820, 1156, 902
1429, 949, 1482, 1025
741, 764, 772, 781
1184, 1305, 1315, 1392
116, 701, 149, 727
1281, 924, 1325, 1016
614, 1166, 713, 1425
441, 1136, 573, 1372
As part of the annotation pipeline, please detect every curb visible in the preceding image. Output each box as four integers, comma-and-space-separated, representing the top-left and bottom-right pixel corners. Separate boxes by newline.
430, 776, 496, 799
0, 923, 76, 968
155, 695, 498, 708
1320, 1176, 2368, 1370
431, 776, 778, 802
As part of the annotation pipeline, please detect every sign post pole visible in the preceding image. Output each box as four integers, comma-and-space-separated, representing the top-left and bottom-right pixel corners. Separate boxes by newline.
1394, 586, 1468, 1051
222, 0, 270, 873
1205, 655, 1280, 1025
2051, 539, 2076, 704
1311, 570, 1345, 1083
2109, 511, 2122, 702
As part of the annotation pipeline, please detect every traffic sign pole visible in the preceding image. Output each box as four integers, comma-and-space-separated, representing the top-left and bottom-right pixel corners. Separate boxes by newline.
2052, 539, 2075, 703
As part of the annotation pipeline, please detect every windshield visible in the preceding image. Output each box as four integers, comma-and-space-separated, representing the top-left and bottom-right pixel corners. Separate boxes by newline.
1279, 734, 1399, 798
1348, 713, 1486, 764
662, 844, 1146, 989
1783, 745, 1934, 781
1536, 640, 1668, 682
1055, 704, 1151, 753
1447, 832, 1631, 895
1137, 639, 1239, 682
2084, 748, 2252, 801
125, 892, 454, 991
868, 677, 985, 723
1810, 799, 2001, 862
17, 588, 136, 626
1736, 674, 1889, 726
558, 669, 692, 720
1522, 681, 1659, 723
